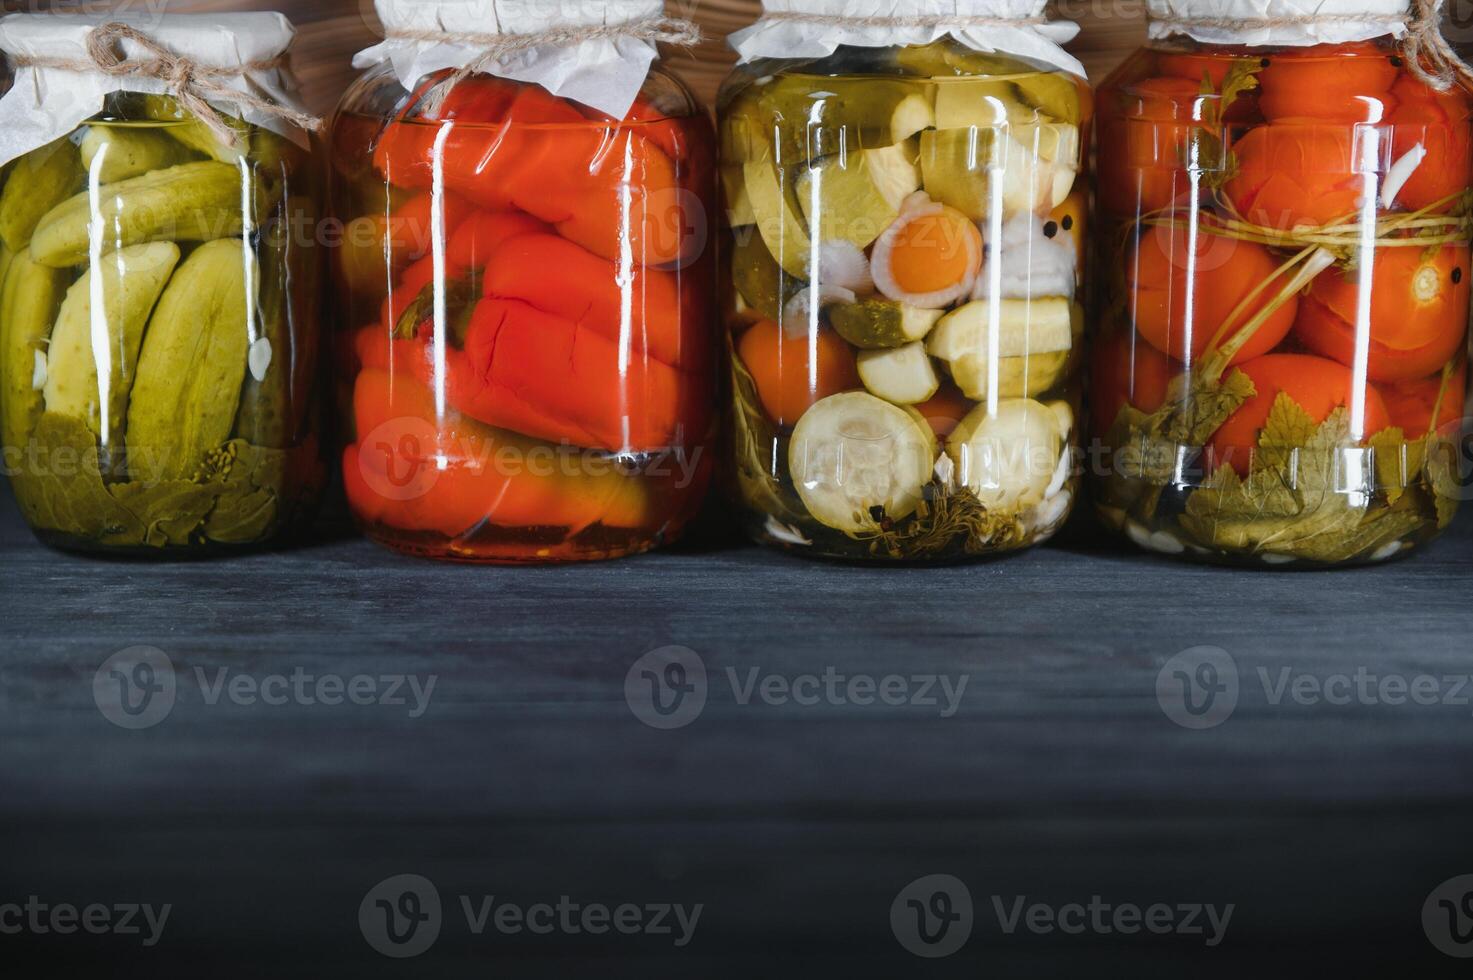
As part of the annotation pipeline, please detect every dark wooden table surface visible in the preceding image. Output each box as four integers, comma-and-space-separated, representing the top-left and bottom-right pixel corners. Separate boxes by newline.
1, 479, 1471, 977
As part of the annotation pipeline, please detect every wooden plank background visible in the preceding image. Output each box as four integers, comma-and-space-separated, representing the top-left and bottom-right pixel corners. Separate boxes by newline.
6, 1, 1147, 114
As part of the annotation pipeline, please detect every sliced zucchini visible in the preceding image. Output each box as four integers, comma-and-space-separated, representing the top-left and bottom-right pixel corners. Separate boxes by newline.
858, 342, 940, 405
795, 142, 920, 250
919, 125, 1079, 220
722, 164, 756, 227
932, 74, 1083, 129
926, 298, 1075, 363
789, 392, 937, 533
949, 349, 1071, 401
830, 299, 943, 350
744, 160, 813, 279
947, 398, 1067, 511
931, 299, 1079, 400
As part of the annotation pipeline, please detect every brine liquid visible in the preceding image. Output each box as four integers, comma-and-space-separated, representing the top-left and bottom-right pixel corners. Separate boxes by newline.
1091, 43, 1470, 567
330, 93, 716, 563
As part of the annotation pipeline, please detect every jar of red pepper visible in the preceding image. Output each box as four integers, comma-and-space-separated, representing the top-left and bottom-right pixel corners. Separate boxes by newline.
1092, 0, 1473, 567
332, 1, 716, 562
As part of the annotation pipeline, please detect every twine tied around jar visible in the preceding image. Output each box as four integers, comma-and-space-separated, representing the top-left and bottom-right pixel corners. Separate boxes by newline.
757, 11, 1050, 29
10, 22, 323, 147
1150, 0, 1473, 91
384, 15, 704, 98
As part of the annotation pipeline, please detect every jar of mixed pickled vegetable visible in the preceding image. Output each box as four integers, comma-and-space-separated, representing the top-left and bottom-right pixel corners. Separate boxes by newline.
333, 1, 716, 563
1092, 0, 1473, 567
0, 14, 326, 555
721, 2, 1090, 561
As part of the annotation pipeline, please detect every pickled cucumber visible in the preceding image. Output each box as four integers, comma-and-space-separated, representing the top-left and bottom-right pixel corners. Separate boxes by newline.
794, 142, 920, 250
724, 75, 935, 164
128, 240, 255, 481
0, 138, 84, 252
0, 249, 69, 451
894, 41, 1023, 78
722, 164, 756, 227
732, 225, 802, 321
30, 161, 273, 268
857, 342, 940, 405
80, 126, 183, 183
789, 391, 937, 532
42, 242, 181, 445
830, 299, 943, 349
235, 197, 320, 448
946, 398, 1067, 511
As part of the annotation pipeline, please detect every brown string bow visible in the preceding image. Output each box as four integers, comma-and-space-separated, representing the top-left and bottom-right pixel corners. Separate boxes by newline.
14, 22, 322, 147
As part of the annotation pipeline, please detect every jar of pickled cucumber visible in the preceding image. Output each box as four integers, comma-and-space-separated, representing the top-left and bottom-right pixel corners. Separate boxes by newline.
0, 14, 326, 555
1092, 0, 1473, 567
720, 1, 1091, 561
333, 1, 716, 563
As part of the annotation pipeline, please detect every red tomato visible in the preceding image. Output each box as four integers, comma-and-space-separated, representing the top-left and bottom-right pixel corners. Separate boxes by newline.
1156, 50, 1262, 123
1294, 245, 1471, 382
1257, 42, 1398, 123
1090, 327, 1176, 438
1224, 124, 1368, 228
1380, 363, 1468, 435
1210, 354, 1393, 472
1388, 74, 1473, 213
1097, 77, 1203, 218
1127, 225, 1298, 366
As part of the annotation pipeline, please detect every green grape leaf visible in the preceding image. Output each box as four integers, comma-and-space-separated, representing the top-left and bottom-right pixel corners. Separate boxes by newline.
11, 413, 146, 544
109, 479, 216, 548
199, 439, 291, 545
1179, 398, 1422, 562
1112, 368, 1256, 496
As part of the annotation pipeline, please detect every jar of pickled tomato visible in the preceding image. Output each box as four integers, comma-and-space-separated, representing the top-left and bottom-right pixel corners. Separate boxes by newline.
332, 1, 717, 563
0, 13, 326, 556
1092, 0, 1473, 566
721, 1, 1091, 562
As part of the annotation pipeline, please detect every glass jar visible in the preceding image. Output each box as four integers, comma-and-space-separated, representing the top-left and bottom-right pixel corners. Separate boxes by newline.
719, 38, 1091, 561
331, 64, 717, 563
1092, 36, 1472, 566
0, 94, 326, 554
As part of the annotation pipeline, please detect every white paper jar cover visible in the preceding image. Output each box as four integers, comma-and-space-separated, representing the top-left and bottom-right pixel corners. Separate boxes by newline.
730, 0, 1086, 78
0, 12, 312, 169
355, 0, 675, 119
1146, 0, 1414, 46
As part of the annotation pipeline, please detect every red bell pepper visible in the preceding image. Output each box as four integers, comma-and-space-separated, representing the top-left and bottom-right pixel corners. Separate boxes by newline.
344, 368, 653, 538
373, 81, 695, 266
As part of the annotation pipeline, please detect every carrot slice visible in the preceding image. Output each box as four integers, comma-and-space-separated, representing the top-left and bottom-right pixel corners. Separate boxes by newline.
736, 319, 860, 428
